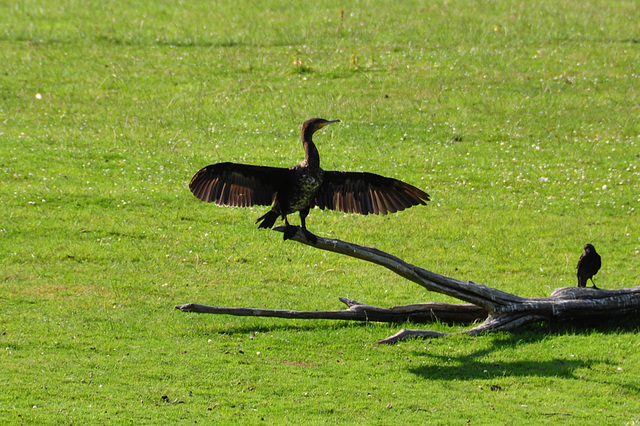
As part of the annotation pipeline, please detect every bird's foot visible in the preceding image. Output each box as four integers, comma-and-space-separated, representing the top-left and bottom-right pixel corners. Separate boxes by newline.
302, 228, 318, 244
282, 224, 298, 241
281, 225, 318, 244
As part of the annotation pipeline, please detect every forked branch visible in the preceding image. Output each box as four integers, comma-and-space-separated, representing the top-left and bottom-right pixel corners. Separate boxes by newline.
176, 226, 640, 343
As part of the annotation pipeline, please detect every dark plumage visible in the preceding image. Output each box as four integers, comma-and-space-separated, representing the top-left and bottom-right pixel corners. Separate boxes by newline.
577, 243, 601, 288
190, 118, 430, 241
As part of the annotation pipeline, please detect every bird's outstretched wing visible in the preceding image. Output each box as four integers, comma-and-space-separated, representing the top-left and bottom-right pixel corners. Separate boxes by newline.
190, 162, 292, 207
316, 171, 430, 215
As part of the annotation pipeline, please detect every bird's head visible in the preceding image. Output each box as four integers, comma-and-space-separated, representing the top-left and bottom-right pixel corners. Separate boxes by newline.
302, 118, 340, 138
584, 243, 596, 252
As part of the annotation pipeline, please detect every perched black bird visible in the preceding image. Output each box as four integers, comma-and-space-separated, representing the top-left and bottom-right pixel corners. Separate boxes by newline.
190, 118, 430, 242
577, 243, 601, 288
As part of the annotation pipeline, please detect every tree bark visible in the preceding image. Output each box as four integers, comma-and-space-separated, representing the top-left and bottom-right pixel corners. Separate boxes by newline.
176, 226, 640, 343
175, 297, 487, 324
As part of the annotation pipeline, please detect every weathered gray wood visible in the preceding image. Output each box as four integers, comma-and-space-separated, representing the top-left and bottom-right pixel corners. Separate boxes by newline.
271, 226, 640, 342
271, 226, 523, 311
175, 298, 487, 324
175, 226, 640, 343
336, 297, 487, 323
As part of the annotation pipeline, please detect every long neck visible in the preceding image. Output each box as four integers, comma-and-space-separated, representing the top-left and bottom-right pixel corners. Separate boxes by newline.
301, 128, 320, 168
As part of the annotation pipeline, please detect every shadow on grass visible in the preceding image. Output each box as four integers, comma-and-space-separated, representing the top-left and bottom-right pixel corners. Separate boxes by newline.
193, 316, 385, 336
408, 320, 640, 393
409, 333, 594, 381
196, 313, 640, 342
187, 313, 640, 392
409, 355, 593, 382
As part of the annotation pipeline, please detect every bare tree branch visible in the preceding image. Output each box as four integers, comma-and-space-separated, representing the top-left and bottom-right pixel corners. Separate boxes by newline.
176, 226, 640, 343
271, 226, 523, 311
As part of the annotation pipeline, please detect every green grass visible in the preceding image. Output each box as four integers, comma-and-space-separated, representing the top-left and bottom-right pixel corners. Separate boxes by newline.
2, 0, 640, 423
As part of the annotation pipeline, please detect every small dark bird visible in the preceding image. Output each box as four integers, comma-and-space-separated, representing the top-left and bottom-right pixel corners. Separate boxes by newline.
577, 243, 601, 288
189, 118, 430, 242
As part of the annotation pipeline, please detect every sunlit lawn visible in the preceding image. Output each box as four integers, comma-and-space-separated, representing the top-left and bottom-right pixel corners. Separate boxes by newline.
1, 0, 639, 423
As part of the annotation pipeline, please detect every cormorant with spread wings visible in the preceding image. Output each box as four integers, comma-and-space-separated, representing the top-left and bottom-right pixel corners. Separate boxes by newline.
190, 118, 430, 242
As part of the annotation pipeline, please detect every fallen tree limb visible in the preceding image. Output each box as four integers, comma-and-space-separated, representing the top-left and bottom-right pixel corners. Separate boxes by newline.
175, 297, 487, 324
176, 226, 640, 343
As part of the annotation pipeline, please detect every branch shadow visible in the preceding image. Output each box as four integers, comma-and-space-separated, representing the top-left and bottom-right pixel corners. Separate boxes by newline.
194, 316, 383, 336
408, 333, 590, 380
185, 308, 640, 342
407, 325, 640, 394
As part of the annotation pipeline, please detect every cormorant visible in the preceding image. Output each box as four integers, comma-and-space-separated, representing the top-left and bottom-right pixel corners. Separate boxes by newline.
189, 118, 430, 242
577, 243, 601, 288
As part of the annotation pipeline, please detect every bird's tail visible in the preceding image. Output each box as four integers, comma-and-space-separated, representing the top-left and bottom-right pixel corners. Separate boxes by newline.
577, 276, 586, 287
256, 210, 279, 229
